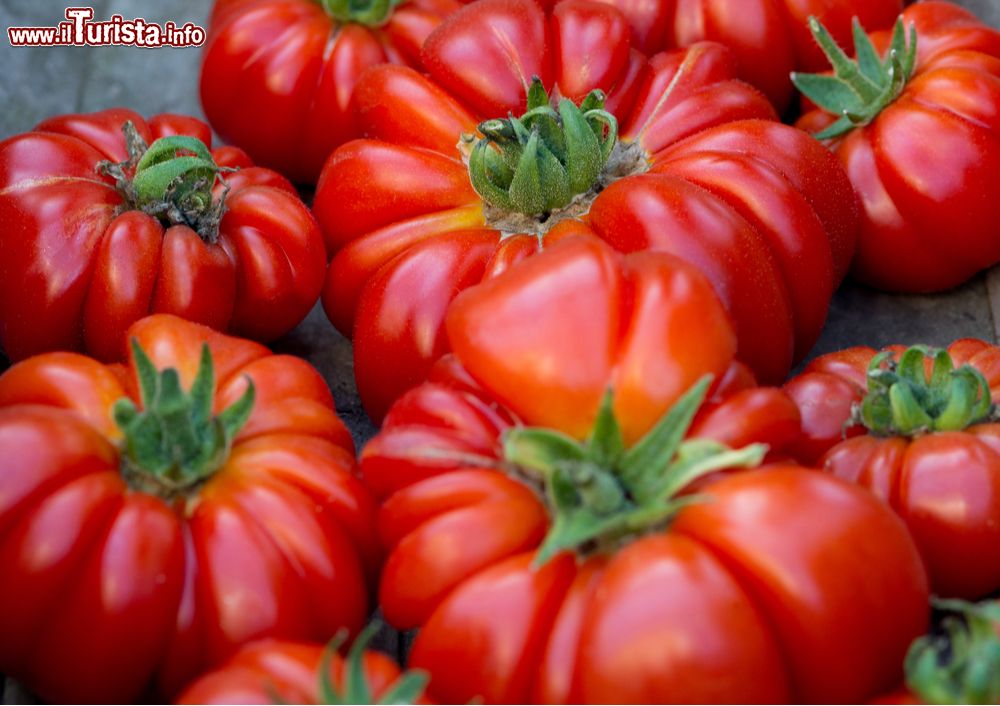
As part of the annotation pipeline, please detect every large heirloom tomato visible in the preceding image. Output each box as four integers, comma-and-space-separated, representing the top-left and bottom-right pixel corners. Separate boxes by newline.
360, 237, 928, 704
200, 0, 460, 183
0, 315, 379, 703
316, 0, 857, 420
795, 2, 1000, 292
0, 109, 326, 363
177, 626, 429, 705
786, 341, 1000, 600
586, 0, 903, 112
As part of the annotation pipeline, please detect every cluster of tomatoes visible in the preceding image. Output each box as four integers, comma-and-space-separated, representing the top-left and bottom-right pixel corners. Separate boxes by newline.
2, 0, 1000, 703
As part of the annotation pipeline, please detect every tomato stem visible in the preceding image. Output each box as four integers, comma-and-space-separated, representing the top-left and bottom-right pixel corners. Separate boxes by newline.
503, 377, 767, 566
97, 121, 234, 243
466, 77, 621, 218
114, 339, 254, 498
856, 346, 995, 436
905, 598, 1000, 704
317, 0, 403, 27
314, 622, 429, 705
792, 15, 918, 139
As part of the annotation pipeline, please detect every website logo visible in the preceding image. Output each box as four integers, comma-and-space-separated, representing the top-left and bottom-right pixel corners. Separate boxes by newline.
7, 7, 206, 48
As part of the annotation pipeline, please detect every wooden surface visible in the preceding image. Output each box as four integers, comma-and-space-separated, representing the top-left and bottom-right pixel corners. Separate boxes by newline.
2, 0, 1000, 702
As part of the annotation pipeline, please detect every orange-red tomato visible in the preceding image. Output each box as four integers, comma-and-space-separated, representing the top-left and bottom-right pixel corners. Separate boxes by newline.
316, 0, 857, 420
785, 339, 1000, 599
200, 0, 462, 184
177, 639, 423, 705
797, 2, 1000, 292
0, 315, 379, 702
360, 238, 928, 703
0, 109, 326, 363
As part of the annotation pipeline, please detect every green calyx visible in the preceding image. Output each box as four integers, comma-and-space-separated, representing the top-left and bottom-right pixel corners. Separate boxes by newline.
503, 376, 767, 567
467, 77, 619, 218
792, 15, 918, 139
114, 339, 254, 498
856, 345, 995, 436
98, 121, 233, 243
905, 598, 1000, 705
317, 0, 403, 27
313, 623, 429, 705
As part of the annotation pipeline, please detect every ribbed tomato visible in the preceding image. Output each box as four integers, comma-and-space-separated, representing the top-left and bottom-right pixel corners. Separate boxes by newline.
359, 236, 927, 703
315, 0, 857, 420
0, 315, 378, 702
0, 108, 326, 363
785, 340, 1000, 599
795, 2, 1000, 292
200, 0, 461, 183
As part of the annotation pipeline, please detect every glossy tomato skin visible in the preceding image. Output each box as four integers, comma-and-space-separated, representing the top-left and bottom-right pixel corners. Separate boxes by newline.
176, 639, 418, 705
0, 108, 326, 363
356, 241, 931, 702
316, 0, 856, 421
364, 382, 927, 702
200, 0, 460, 184
0, 315, 379, 703
798, 2, 1000, 293
785, 339, 1000, 599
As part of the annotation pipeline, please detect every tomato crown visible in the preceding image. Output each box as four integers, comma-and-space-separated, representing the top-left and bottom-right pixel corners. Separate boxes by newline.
308, 622, 428, 705
114, 339, 255, 497
502, 377, 766, 566
317, 0, 402, 27
856, 345, 995, 436
98, 121, 234, 242
792, 15, 918, 139
465, 77, 639, 226
906, 598, 1000, 705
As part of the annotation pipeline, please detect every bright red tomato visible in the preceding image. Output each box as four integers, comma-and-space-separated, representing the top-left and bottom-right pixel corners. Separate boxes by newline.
566, 0, 903, 112
0, 315, 379, 703
176, 628, 429, 705
786, 340, 1000, 599
795, 2, 1000, 292
0, 108, 326, 363
200, 0, 461, 183
359, 236, 928, 703
316, 0, 857, 421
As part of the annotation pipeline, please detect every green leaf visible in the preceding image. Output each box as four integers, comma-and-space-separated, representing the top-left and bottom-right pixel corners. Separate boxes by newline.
469, 141, 515, 211
344, 623, 378, 704
807, 15, 882, 102
526, 76, 549, 111
620, 376, 712, 501
791, 72, 865, 116
131, 337, 160, 409
217, 378, 255, 442
579, 89, 606, 114
189, 343, 215, 429
889, 382, 933, 434
852, 17, 885, 87
812, 114, 858, 141
560, 98, 602, 196
317, 630, 349, 705
508, 130, 547, 215
586, 389, 624, 468
135, 134, 213, 172
503, 427, 585, 477
132, 155, 217, 206
376, 672, 430, 705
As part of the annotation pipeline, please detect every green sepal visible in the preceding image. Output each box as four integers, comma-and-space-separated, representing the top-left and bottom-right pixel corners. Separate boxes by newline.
315, 623, 429, 705
319, 0, 401, 27
620, 376, 711, 503
466, 82, 619, 216
856, 345, 995, 436
504, 376, 770, 568
792, 15, 918, 140
905, 598, 1000, 705
116, 339, 255, 492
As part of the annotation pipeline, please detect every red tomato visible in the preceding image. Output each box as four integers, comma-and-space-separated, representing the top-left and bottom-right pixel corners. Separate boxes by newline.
579, 0, 903, 112
316, 0, 857, 420
359, 237, 927, 703
176, 627, 429, 705
0, 108, 326, 363
0, 315, 379, 703
795, 2, 1000, 292
200, 0, 461, 183
785, 340, 1000, 599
